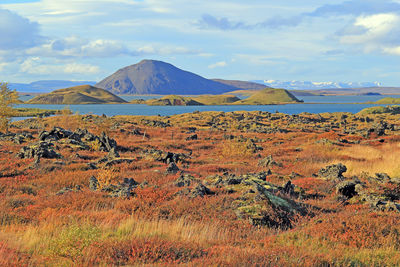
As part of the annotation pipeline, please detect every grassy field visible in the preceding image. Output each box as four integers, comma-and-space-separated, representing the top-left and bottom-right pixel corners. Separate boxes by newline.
1, 110, 400, 265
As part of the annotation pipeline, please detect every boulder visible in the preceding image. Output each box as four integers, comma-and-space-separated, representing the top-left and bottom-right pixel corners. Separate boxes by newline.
186, 134, 198, 141
89, 176, 137, 198
370, 200, 400, 212
375, 173, 391, 183
99, 132, 117, 152
318, 163, 347, 180
144, 149, 190, 164
234, 181, 309, 229
174, 174, 199, 187
336, 180, 360, 199
89, 176, 99, 191
17, 141, 61, 159
190, 184, 213, 198
166, 162, 180, 174
282, 181, 295, 196
56, 185, 82, 195
39, 127, 73, 142
258, 155, 282, 168
0, 132, 34, 144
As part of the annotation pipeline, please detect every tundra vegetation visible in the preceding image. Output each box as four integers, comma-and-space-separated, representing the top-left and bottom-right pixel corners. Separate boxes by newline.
1, 108, 400, 266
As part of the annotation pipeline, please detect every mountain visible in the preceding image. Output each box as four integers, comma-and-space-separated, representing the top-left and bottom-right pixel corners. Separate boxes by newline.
211, 79, 267, 90
234, 88, 301, 105
95, 60, 241, 95
27, 85, 127, 104
254, 80, 381, 90
9, 80, 97, 93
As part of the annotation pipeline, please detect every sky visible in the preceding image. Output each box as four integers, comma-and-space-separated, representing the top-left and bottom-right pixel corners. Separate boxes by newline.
1, 0, 400, 85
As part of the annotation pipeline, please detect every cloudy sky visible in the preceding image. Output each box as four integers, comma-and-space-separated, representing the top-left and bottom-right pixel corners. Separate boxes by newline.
1, 0, 400, 85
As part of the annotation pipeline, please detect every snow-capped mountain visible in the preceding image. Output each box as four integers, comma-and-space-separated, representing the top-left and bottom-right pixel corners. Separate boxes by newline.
253, 80, 381, 90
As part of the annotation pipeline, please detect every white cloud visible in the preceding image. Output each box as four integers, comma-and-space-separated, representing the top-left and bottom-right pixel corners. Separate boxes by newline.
20, 57, 100, 75
338, 13, 400, 55
0, 62, 9, 72
25, 37, 136, 58
64, 63, 100, 74
0, 7, 43, 49
136, 44, 202, 56
340, 13, 399, 44
208, 61, 227, 69
383, 46, 400, 55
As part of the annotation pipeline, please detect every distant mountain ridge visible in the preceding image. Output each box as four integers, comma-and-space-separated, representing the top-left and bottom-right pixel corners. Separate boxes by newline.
95, 60, 242, 95
211, 79, 267, 90
254, 80, 381, 90
9, 80, 97, 93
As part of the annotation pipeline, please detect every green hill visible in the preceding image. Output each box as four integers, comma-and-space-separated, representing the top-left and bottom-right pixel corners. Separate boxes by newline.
370, 97, 400, 104
191, 95, 240, 105
132, 94, 241, 106
358, 105, 400, 115
130, 90, 299, 106
145, 95, 204, 106
233, 88, 302, 105
27, 85, 127, 104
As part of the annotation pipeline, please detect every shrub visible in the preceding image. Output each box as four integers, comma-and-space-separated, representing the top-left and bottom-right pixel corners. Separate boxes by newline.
47, 224, 101, 262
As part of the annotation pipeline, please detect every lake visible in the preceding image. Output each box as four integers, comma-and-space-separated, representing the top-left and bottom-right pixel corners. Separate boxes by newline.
15, 95, 399, 117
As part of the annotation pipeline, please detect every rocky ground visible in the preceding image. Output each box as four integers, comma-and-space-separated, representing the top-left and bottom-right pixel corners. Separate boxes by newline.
1, 110, 400, 266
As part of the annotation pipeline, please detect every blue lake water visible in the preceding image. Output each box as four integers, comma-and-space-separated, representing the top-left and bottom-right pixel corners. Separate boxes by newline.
15, 95, 400, 117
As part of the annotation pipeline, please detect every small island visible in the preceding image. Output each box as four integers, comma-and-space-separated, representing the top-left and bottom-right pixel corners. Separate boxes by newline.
12, 108, 69, 117
130, 88, 302, 106
368, 97, 400, 104
358, 105, 400, 115
27, 85, 128, 104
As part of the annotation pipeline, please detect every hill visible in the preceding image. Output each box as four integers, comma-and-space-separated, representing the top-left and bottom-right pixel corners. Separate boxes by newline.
135, 94, 241, 106
370, 97, 400, 104
145, 95, 204, 106
234, 88, 302, 105
358, 105, 400, 115
224, 89, 260, 97
26, 85, 127, 104
211, 79, 267, 90
95, 60, 241, 95
192, 95, 241, 105
10, 80, 96, 93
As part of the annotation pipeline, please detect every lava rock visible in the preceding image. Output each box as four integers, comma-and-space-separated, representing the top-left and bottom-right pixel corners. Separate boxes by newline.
17, 141, 61, 159
336, 180, 360, 199
318, 163, 347, 180
258, 155, 283, 168
166, 162, 180, 174
174, 174, 199, 187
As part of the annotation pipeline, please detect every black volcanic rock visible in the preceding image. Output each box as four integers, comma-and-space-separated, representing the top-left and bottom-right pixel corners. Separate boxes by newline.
95, 60, 240, 95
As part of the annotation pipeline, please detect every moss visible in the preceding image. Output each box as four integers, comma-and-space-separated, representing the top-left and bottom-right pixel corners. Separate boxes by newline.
237, 204, 265, 218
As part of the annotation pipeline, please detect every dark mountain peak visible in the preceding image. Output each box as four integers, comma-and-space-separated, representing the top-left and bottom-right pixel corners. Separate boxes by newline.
95, 60, 240, 95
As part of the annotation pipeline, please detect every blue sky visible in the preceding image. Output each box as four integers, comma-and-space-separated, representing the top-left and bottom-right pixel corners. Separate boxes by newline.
1, 0, 400, 85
